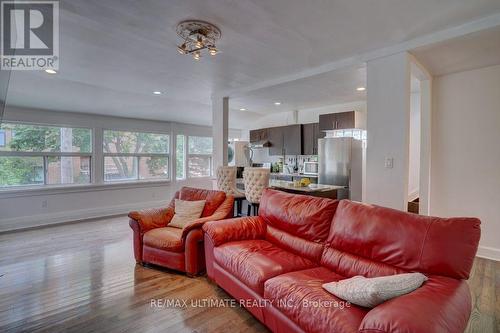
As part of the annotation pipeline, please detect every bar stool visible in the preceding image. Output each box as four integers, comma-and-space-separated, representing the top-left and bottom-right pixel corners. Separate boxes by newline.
243, 167, 270, 216
216, 166, 246, 217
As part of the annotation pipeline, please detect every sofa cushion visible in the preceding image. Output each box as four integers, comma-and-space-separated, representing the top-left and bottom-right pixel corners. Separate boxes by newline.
322, 272, 428, 308
214, 239, 317, 294
179, 187, 226, 217
143, 227, 184, 252
264, 267, 369, 333
169, 199, 205, 229
324, 200, 481, 279
259, 189, 339, 243
265, 225, 325, 262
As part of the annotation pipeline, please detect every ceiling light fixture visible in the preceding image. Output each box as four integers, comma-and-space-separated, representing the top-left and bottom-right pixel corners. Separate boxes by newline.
274, 102, 282, 105
45, 69, 57, 74
176, 20, 221, 61
356, 87, 366, 91
153, 91, 162, 95
239, 108, 247, 111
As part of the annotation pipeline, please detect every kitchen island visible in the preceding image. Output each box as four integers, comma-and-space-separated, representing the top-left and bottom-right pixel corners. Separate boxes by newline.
269, 180, 346, 199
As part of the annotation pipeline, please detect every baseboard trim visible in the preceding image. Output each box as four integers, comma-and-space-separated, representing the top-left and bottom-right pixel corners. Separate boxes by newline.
0, 200, 168, 233
476, 246, 500, 261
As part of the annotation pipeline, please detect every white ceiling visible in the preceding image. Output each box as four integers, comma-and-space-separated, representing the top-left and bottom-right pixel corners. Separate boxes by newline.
230, 65, 366, 115
411, 25, 500, 76
5, 0, 500, 127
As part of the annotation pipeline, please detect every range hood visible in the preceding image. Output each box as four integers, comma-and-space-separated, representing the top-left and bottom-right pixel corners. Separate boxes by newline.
249, 140, 271, 148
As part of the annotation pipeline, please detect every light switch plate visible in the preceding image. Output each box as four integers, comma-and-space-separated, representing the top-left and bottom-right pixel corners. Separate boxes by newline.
385, 157, 394, 169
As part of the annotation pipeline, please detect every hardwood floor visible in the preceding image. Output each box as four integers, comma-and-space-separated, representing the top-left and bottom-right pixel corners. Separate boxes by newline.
0, 217, 498, 333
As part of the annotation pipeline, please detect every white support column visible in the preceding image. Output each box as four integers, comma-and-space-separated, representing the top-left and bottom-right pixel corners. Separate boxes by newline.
419, 79, 432, 215
212, 95, 229, 173
365, 52, 411, 210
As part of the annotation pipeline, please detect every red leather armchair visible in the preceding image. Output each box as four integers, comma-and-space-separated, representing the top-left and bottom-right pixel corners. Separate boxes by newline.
203, 189, 481, 333
129, 186, 234, 276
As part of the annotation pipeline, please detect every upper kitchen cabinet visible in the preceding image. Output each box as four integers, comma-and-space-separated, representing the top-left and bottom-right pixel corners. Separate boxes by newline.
335, 112, 355, 129
283, 124, 302, 155
268, 126, 284, 155
267, 124, 302, 156
249, 128, 268, 143
302, 123, 321, 155
319, 111, 365, 133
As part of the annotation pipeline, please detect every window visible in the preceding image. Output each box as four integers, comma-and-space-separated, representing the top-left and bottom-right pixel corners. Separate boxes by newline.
0, 130, 5, 146
187, 136, 212, 178
0, 123, 92, 187
103, 130, 169, 182
176, 135, 185, 180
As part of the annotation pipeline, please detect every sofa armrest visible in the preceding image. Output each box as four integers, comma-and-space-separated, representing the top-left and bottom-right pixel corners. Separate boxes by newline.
128, 207, 175, 233
358, 276, 472, 333
184, 228, 205, 275
202, 216, 266, 246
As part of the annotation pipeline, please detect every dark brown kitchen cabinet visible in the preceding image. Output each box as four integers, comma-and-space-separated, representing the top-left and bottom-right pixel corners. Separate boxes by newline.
268, 124, 302, 156
283, 124, 302, 155
302, 123, 321, 155
249, 128, 268, 143
268, 126, 284, 155
319, 111, 355, 133
335, 111, 355, 129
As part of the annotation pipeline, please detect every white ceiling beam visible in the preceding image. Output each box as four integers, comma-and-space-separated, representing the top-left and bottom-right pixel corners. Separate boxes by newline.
214, 12, 500, 100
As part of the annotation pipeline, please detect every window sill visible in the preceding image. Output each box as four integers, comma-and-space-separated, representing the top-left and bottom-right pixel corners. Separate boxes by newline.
0, 180, 172, 199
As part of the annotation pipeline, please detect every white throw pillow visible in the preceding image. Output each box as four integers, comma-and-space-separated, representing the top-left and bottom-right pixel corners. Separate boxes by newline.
168, 199, 206, 229
322, 272, 428, 308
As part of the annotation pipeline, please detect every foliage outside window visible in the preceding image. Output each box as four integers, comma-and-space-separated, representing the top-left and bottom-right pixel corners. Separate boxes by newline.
103, 130, 170, 182
187, 136, 212, 178
176, 135, 185, 180
0, 123, 92, 187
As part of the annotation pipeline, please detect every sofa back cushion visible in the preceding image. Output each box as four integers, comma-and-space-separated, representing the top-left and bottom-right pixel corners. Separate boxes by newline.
259, 189, 339, 261
322, 200, 481, 280
178, 187, 226, 217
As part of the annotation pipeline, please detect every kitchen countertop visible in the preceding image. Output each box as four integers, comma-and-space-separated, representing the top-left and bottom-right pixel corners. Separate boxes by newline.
269, 180, 345, 192
270, 173, 318, 178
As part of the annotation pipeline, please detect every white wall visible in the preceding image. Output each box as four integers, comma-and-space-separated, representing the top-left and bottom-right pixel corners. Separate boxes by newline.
365, 52, 411, 210
408, 92, 421, 200
431, 64, 500, 260
0, 106, 236, 232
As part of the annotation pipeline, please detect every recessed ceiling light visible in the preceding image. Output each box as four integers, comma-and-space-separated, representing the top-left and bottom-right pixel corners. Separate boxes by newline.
274, 102, 281, 105
153, 91, 162, 95
356, 87, 366, 91
45, 69, 57, 74
239, 108, 247, 111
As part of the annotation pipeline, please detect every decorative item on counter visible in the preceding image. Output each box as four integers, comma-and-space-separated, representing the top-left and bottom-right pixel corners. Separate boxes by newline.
300, 178, 311, 186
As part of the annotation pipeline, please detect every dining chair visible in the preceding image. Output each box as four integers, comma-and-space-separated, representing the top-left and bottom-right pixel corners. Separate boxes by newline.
216, 166, 246, 217
243, 167, 270, 216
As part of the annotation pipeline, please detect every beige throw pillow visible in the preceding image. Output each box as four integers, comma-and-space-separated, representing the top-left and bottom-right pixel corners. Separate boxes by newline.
168, 199, 206, 229
322, 272, 428, 308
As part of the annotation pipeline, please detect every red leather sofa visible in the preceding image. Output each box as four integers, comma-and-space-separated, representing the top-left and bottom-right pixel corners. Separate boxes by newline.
129, 186, 234, 276
203, 189, 481, 333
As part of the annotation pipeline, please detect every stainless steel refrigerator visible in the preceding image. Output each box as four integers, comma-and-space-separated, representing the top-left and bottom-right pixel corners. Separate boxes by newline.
318, 137, 364, 201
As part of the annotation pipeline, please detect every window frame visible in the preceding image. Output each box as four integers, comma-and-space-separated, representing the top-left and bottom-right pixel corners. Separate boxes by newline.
102, 129, 171, 183
0, 129, 5, 147
187, 135, 213, 178
175, 134, 186, 180
0, 122, 93, 188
